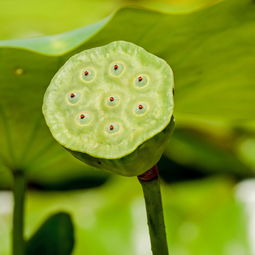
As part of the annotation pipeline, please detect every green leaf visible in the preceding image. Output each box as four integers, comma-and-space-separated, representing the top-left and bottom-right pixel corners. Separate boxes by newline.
237, 138, 255, 170
0, 177, 250, 255
0, 0, 218, 40
164, 128, 253, 176
0, 0, 254, 182
26, 212, 74, 255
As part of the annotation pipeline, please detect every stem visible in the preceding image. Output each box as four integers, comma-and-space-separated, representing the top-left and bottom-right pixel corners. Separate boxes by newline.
12, 170, 26, 255
138, 165, 169, 255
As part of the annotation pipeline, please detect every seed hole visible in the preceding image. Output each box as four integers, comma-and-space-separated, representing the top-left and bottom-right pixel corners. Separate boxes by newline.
135, 103, 147, 115
106, 95, 120, 107
106, 122, 120, 134
81, 68, 95, 82
67, 92, 80, 104
135, 75, 148, 88
110, 62, 124, 76
77, 112, 91, 125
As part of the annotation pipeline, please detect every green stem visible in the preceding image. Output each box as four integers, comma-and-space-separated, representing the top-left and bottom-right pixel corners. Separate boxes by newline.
12, 170, 26, 255
138, 165, 169, 255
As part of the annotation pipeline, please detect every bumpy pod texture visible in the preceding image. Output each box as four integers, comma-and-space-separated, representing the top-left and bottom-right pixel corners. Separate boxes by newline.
43, 41, 174, 176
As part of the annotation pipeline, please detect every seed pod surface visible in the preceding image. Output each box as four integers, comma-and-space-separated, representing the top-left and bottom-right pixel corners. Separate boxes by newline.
43, 41, 174, 176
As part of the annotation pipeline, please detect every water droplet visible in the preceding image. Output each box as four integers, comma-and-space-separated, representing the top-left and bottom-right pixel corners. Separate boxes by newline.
15, 68, 24, 76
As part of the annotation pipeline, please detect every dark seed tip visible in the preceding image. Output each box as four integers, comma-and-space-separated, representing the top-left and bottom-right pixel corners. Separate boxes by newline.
80, 114, 85, 119
109, 125, 114, 130
109, 96, 115, 102
84, 71, 89, 76
138, 76, 143, 82
114, 64, 119, 70
70, 93, 75, 98
138, 104, 143, 109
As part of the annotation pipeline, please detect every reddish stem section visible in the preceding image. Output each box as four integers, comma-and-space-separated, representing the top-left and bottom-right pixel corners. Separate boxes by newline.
138, 165, 158, 182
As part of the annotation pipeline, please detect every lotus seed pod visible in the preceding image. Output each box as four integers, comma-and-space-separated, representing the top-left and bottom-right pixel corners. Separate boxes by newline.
42, 41, 174, 176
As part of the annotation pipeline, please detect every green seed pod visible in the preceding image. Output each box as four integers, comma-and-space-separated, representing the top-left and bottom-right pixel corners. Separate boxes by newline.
42, 41, 174, 176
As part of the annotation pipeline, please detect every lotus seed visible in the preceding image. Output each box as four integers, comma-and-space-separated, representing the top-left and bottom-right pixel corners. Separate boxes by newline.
111, 62, 124, 76
106, 122, 120, 134
106, 95, 120, 106
135, 75, 148, 88
77, 113, 91, 125
135, 103, 147, 115
67, 92, 80, 104
82, 68, 95, 82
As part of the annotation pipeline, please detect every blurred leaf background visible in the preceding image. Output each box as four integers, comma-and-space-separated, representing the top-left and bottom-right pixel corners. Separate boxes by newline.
0, 0, 220, 40
0, 0, 255, 254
